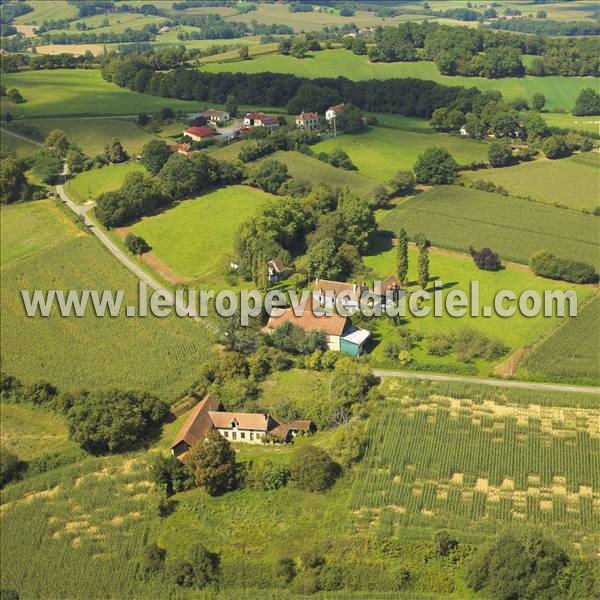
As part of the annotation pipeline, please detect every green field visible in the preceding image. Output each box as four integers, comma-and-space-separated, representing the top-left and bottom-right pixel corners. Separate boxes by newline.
351, 379, 600, 549
0, 200, 213, 402
543, 112, 600, 135
131, 185, 272, 283
0, 403, 77, 461
519, 295, 600, 386
264, 150, 381, 199
465, 153, 600, 212
14, 118, 162, 157
65, 163, 146, 204
0, 70, 201, 117
314, 127, 489, 181
204, 49, 596, 110
1, 129, 40, 159
364, 242, 592, 374
379, 186, 600, 268
13, 0, 78, 23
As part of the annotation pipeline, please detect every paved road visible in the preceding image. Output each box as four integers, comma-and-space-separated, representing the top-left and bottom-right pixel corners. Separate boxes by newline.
373, 369, 600, 394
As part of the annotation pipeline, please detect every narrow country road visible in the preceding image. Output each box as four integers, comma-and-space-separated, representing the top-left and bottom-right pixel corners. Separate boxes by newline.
1, 127, 43, 146
373, 369, 600, 394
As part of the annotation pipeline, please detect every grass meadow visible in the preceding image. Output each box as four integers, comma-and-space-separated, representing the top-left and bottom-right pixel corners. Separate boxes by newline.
65, 163, 146, 204
464, 153, 600, 212
379, 186, 600, 268
13, 0, 78, 23
364, 242, 592, 375
0, 200, 214, 402
543, 112, 600, 135
313, 127, 489, 181
351, 379, 600, 551
1, 129, 40, 158
130, 185, 272, 283
204, 49, 595, 110
0, 70, 201, 117
519, 295, 600, 386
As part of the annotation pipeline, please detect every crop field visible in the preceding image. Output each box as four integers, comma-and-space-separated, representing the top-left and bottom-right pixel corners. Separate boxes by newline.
519, 295, 600, 386
0, 403, 77, 461
204, 49, 594, 110
264, 150, 381, 199
65, 163, 146, 204
0, 200, 213, 403
130, 185, 272, 284
465, 153, 600, 212
364, 242, 592, 374
351, 379, 600, 550
313, 127, 489, 181
0, 70, 200, 117
379, 186, 600, 268
13, 0, 78, 23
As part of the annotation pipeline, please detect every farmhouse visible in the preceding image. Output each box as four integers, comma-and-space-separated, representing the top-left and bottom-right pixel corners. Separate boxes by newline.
265, 298, 371, 355
183, 126, 219, 141
243, 112, 279, 128
313, 277, 365, 311
326, 104, 344, 121
171, 395, 313, 458
170, 142, 193, 156
200, 108, 230, 124
296, 111, 319, 130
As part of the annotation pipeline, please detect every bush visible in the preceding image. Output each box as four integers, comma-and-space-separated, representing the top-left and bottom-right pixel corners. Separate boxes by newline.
124, 233, 150, 255
276, 557, 296, 583
249, 459, 290, 491
150, 454, 195, 496
290, 445, 339, 491
427, 333, 453, 356
387, 170, 415, 196
470, 246, 501, 271
488, 139, 513, 167
22, 381, 58, 405
140, 543, 165, 580
0, 450, 23, 487
543, 135, 571, 159
530, 251, 597, 284
414, 147, 458, 184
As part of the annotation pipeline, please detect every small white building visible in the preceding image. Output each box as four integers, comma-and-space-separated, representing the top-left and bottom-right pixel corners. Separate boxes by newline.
326, 103, 344, 122
295, 111, 319, 130
243, 112, 278, 128
460, 126, 468, 136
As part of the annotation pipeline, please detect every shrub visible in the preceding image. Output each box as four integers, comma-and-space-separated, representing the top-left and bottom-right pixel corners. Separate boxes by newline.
140, 543, 165, 580
249, 460, 290, 491
388, 170, 415, 196
290, 445, 339, 491
22, 381, 58, 405
427, 333, 453, 356
470, 246, 501, 271
150, 454, 195, 496
0, 450, 23, 487
414, 147, 458, 184
488, 139, 513, 167
276, 557, 296, 583
543, 135, 571, 159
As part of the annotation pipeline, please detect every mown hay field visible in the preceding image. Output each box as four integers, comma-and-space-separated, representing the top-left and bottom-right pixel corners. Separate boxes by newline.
464, 153, 600, 212
0, 200, 213, 402
313, 127, 489, 181
379, 186, 600, 268
351, 379, 600, 550
519, 295, 600, 386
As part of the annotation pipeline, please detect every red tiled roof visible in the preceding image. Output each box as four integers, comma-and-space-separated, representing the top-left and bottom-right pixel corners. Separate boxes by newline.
297, 111, 318, 120
266, 298, 348, 337
184, 126, 217, 138
208, 411, 270, 431
171, 394, 221, 451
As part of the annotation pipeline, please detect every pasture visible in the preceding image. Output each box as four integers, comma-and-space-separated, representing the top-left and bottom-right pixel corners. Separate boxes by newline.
465, 153, 600, 212
13, 0, 78, 23
544, 112, 600, 136
379, 186, 600, 268
1, 129, 40, 159
204, 49, 594, 110
130, 185, 272, 283
351, 379, 600, 550
264, 150, 381, 199
0, 200, 213, 403
65, 163, 146, 204
0, 70, 200, 117
16, 117, 161, 157
519, 295, 600, 386
364, 243, 592, 374
313, 127, 489, 181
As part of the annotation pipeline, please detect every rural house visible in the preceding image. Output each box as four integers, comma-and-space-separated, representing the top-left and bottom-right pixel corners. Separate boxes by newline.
265, 298, 371, 355
170, 142, 193, 156
243, 112, 279, 128
295, 111, 319, 130
171, 395, 313, 459
268, 259, 287, 283
326, 104, 344, 121
313, 278, 366, 312
200, 108, 230, 124
183, 126, 219, 141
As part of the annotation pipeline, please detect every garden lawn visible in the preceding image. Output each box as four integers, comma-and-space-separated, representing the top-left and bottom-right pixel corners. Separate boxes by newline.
0, 70, 201, 117
65, 162, 146, 204
465, 153, 600, 212
0, 200, 213, 402
313, 126, 489, 181
19, 117, 160, 156
130, 185, 273, 283
379, 186, 600, 268
364, 240, 593, 374
204, 49, 596, 110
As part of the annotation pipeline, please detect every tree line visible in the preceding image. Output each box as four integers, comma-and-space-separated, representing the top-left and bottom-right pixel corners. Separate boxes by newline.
101, 53, 481, 119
